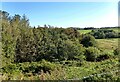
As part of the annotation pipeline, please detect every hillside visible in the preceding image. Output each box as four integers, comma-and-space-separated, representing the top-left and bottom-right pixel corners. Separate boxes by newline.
1, 10, 120, 81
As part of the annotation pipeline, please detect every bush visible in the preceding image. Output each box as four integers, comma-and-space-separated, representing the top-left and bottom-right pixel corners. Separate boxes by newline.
40, 59, 58, 73
80, 34, 97, 47
85, 47, 100, 61
57, 40, 85, 61
60, 60, 83, 67
114, 48, 120, 55
82, 71, 120, 81
89, 29, 119, 39
96, 51, 114, 61
2, 60, 60, 75
2, 63, 21, 74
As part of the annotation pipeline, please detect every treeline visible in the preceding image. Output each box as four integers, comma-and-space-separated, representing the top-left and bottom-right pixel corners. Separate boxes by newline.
88, 29, 120, 39
1, 10, 84, 64
71, 27, 119, 30
71, 27, 120, 39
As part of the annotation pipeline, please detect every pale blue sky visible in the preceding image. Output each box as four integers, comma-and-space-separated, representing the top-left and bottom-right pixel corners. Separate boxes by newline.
1, 2, 118, 28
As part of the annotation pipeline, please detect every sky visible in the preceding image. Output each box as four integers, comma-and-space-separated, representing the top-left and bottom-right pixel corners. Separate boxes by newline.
1, 2, 119, 28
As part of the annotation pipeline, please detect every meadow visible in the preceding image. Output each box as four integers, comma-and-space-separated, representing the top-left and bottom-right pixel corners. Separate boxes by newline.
96, 38, 118, 51
78, 29, 92, 34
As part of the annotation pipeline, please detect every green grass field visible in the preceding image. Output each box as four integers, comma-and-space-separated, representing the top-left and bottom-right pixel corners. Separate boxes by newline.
108, 28, 119, 33
78, 30, 92, 34
96, 38, 119, 51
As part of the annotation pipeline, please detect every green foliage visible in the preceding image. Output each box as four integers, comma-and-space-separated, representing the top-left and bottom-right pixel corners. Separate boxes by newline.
1, 10, 119, 81
57, 40, 85, 61
82, 72, 120, 81
96, 51, 114, 61
1, 60, 60, 75
1, 10, 30, 64
89, 29, 119, 39
114, 48, 120, 55
85, 47, 100, 61
1, 63, 21, 75
80, 34, 97, 47
1, 10, 84, 63
96, 38, 118, 51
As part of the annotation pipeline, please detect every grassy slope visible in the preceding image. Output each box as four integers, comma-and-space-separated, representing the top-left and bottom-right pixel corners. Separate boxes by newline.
96, 38, 118, 51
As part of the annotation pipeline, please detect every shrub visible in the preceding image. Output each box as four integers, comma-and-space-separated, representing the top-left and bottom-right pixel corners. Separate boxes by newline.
96, 51, 114, 62
57, 40, 85, 61
88, 29, 119, 39
20, 60, 59, 74
40, 59, 58, 73
80, 34, 97, 47
2, 60, 60, 76
114, 48, 120, 55
85, 47, 100, 61
1, 63, 21, 74
82, 71, 120, 81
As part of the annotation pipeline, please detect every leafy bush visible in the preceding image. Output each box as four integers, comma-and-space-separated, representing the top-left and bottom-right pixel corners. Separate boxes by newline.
85, 47, 100, 61
80, 34, 97, 47
55, 40, 85, 61
82, 71, 120, 81
96, 51, 114, 61
1, 63, 21, 77
114, 48, 120, 55
60, 60, 83, 67
2, 60, 60, 75
89, 29, 119, 39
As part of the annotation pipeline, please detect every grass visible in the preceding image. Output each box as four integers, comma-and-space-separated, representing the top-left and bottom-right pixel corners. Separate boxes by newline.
108, 28, 120, 33
78, 30, 92, 34
78, 28, 119, 51
96, 38, 119, 51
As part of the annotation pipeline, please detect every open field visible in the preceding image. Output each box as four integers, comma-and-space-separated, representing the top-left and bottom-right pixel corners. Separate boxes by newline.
78, 30, 92, 34
107, 28, 119, 33
96, 38, 119, 51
